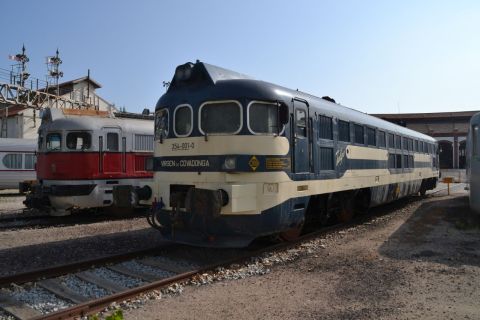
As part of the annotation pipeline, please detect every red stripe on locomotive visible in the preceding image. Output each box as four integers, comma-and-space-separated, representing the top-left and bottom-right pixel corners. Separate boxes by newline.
37, 152, 153, 180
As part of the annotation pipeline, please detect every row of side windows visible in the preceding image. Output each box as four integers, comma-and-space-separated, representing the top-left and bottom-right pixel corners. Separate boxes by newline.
388, 154, 414, 169
316, 115, 435, 154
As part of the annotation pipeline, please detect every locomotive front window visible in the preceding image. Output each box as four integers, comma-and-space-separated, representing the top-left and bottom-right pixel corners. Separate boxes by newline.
155, 108, 169, 140
200, 101, 242, 134
248, 102, 280, 134
46, 133, 62, 151
174, 105, 193, 137
66, 132, 91, 150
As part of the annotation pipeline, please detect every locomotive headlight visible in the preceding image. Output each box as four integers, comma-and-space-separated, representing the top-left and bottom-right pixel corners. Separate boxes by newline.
224, 156, 237, 170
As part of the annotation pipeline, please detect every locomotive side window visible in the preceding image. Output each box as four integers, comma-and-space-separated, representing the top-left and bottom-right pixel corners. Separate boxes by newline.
38, 133, 44, 150
295, 109, 307, 137
473, 125, 479, 156
155, 108, 169, 140
388, 154, 396, 168
200, 101, 242, 135
24, 154, 36, 169
366, 127, 376, 146
395, 154, 402, 169
46, 133, 62, 151
318, 115, 332, 140
174, 104, 193, 137
2, 154, 22, 169
134, 134, 154, 151
107, 133, 119, 151
414, 140, 419, 152
338, 120, 350, 142
388, 133, 394, 148
354, 124, 364, 144
395, 135, 401, 149
248, 102, 280, 135
378, 131, 386, 148
66, 132, 91, 150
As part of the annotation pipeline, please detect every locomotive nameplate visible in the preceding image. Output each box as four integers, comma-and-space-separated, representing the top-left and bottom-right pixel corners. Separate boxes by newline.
171, 142, 195, 151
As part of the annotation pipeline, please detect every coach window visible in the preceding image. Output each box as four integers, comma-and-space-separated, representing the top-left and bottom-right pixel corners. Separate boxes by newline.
318, 115, 333, 140
174, 104, 193, 137
367, 127, 376, 146
66, 132, 91, 150
378, 131, 386, 148
106, 133, 119, 151
155, 108, 169, 140
2, 154, 22, 169
338, 120, 350, 142
248, 101, 281, 134
24, 154, 36, 169
200, 101, 242, 135
354, 124, 364, 144
46, 133, 62, 151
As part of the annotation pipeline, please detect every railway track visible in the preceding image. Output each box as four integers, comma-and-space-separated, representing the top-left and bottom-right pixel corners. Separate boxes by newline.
0, 194, 432, 320
0, 211, 148, 231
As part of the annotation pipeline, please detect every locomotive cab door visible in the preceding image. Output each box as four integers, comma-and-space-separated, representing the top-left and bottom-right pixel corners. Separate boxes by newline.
101, 127, 123, 174
292, 99, 311, 173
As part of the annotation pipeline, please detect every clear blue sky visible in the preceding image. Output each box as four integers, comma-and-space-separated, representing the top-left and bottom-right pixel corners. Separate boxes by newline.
1, 0, 479, 114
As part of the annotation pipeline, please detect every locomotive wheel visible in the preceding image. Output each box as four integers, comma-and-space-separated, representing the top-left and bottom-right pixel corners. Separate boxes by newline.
279, 223, 304, 241
336, 199, 355, 223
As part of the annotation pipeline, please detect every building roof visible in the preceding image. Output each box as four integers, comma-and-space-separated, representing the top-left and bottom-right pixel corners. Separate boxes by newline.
372, 110, 479, 120
0, 105, 28, 117
62, 76, 102, 89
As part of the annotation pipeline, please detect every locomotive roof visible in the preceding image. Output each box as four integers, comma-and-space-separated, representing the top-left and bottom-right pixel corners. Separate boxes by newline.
0, 138, 36, 152
470, 112, 480, 125
159, 61, 436, 143
39, 108, 153, 135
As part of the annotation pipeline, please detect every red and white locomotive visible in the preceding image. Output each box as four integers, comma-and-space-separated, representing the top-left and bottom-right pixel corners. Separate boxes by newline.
26, 108, 154, 215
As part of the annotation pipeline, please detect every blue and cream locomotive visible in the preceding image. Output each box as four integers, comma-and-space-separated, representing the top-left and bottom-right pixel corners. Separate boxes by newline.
148, 61, 439, 247
466, 112, 480, 214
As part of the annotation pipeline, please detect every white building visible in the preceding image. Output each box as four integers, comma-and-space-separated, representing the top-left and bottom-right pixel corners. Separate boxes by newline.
0, 76, 116, 139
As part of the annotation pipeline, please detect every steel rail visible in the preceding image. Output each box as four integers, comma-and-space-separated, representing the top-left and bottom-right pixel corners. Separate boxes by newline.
0, 246, 168, 287
29, 221, 357, 320
3, 195, 422, 319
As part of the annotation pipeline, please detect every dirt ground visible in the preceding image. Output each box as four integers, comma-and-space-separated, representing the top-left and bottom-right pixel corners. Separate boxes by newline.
124, 188, 480, 320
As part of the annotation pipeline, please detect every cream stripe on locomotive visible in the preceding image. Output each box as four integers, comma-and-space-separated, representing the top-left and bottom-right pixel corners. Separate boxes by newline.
155, 166, 437, 216
155, 136, 290, 157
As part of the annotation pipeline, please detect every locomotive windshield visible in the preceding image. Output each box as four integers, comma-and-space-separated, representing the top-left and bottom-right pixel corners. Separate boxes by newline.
174, 105, 192, 136
200, 101, 241, 134
248, 102, 280, 134
155, 109, 169, 140
66, 132, 91, 150
46, 133, 62, 151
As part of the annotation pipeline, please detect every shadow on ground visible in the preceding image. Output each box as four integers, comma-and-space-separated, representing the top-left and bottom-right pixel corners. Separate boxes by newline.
379, 195, 480, 268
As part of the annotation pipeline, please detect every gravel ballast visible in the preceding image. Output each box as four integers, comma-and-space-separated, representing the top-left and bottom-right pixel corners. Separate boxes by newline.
121, 191, 480, 320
